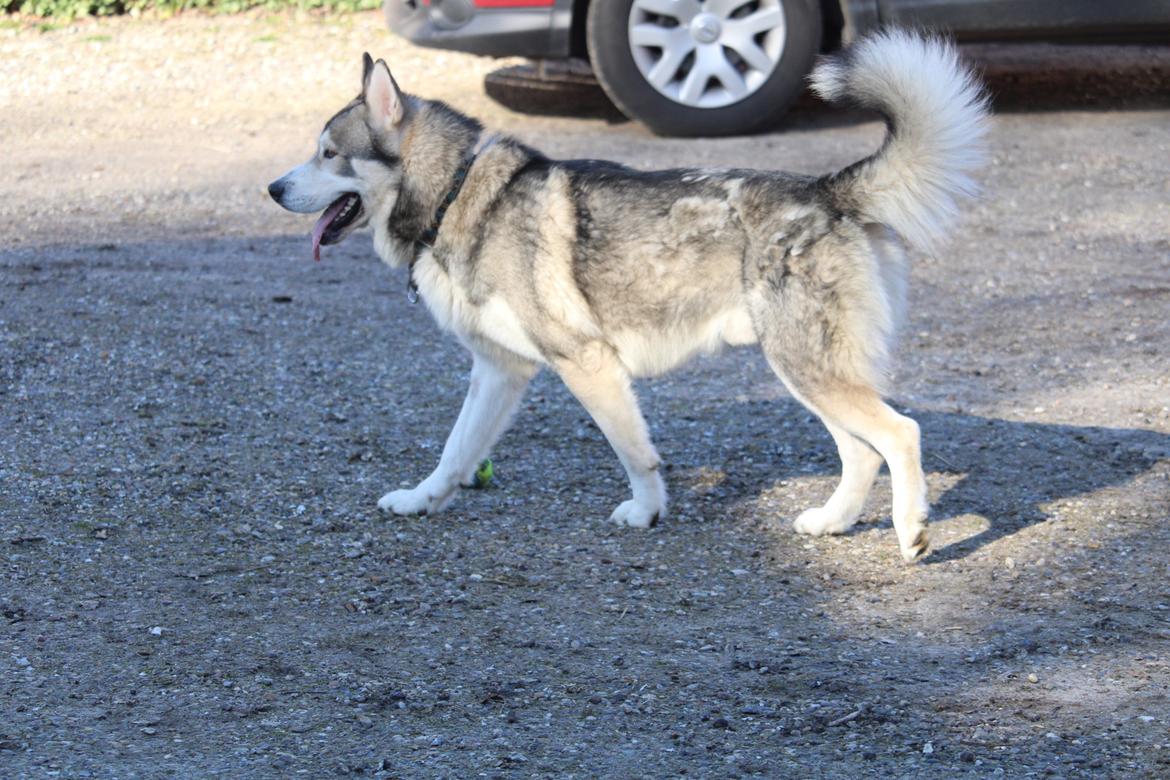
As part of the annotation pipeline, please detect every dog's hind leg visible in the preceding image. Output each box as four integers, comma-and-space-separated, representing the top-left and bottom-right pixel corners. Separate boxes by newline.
378, 352, 535, 516
788, 381, 929, 563
750, 228, 926, 561
793, 420, 884, 537
554, 345, 666, 529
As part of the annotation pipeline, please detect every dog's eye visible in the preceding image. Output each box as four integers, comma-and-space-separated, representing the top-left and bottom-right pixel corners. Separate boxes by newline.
323, 149, 337, 160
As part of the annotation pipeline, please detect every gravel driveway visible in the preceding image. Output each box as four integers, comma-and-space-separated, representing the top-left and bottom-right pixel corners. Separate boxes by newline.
2, 12, 1169, 778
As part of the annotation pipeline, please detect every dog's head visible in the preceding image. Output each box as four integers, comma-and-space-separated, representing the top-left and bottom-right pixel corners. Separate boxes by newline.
268, 54, 408, 261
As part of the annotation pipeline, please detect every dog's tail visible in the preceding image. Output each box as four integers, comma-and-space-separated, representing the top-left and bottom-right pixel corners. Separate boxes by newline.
811, 30, 990, 253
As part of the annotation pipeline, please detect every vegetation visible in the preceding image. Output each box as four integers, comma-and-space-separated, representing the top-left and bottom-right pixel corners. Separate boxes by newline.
4, 0, 378, 18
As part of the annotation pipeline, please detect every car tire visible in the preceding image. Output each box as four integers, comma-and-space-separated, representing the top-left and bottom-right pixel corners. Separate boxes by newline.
586, 0, 822, 137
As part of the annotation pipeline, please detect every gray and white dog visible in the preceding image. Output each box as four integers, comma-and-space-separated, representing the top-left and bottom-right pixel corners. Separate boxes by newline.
269, 30, 988, 563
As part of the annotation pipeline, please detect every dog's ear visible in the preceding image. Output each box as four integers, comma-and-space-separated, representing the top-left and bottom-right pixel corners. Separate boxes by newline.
364, 58, 405, 128
361, 52, 374, 89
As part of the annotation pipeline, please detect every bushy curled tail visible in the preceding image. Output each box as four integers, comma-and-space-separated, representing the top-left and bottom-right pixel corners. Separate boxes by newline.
811, 30, 990, 253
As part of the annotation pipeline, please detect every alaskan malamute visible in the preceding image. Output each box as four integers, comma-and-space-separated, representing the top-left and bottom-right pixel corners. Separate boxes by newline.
269, 31, 989, 562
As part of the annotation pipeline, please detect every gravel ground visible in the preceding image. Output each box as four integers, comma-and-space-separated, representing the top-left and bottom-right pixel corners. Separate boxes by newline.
2, 12, 1169, 779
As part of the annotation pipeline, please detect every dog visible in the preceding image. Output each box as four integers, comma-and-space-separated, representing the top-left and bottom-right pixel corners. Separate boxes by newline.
268, 30, 989, 563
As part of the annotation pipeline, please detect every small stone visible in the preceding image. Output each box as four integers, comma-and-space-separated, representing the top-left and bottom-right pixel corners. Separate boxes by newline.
960, 751, 976, 763
141, 727, 157, 736
923, 742, 934, 754
149, 626, 163, 636
1028, 673, 1039, 684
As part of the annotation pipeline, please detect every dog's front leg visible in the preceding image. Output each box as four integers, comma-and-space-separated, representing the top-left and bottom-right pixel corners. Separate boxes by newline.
378, 353, 534, 516
555, 345, 666, 528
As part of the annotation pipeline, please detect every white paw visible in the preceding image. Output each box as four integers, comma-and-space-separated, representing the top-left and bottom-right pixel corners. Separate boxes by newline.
793, 506, 856, 537
377, 488, 438, 516
609, 500, 661, 529
899, 523, 930, 564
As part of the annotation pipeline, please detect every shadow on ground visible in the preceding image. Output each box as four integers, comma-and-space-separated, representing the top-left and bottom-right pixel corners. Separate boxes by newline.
690, 398, 1170, 563
2, 231, 1168, 776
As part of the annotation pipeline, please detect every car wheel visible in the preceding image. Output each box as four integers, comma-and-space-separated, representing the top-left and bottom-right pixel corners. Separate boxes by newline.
586, 0, 822, 136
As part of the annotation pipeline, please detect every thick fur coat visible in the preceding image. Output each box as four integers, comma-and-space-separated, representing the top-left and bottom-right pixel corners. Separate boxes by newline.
269, 31, 989, 563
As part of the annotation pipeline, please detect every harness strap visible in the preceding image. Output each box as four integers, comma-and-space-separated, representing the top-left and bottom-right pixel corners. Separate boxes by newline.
407, 133, 498, 303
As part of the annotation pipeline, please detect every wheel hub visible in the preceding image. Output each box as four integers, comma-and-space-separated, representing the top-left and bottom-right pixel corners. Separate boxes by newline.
689, 13, 722, 45
627, 0, 788, 109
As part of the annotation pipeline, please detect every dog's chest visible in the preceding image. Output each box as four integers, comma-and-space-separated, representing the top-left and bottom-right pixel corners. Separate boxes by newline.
411, 251, 545, 363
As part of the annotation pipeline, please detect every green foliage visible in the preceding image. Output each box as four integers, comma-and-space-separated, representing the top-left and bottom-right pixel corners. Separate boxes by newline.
4, 0, 379, 19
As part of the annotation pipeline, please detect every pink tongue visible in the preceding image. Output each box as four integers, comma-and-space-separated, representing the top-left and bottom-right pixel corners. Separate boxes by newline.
311, 198, 349, 262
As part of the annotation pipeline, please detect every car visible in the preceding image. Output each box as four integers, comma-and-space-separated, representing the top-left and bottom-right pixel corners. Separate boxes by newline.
383, 0, 1170, 136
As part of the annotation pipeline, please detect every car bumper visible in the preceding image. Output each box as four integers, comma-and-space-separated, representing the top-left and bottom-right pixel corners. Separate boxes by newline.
383, 0, 573, 59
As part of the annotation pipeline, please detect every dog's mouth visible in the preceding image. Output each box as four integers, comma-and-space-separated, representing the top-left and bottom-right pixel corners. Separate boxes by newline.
311, 193, 363, 261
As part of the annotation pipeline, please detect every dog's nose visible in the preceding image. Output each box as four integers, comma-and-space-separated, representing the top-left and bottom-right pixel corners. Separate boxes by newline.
267, 180, 285, 203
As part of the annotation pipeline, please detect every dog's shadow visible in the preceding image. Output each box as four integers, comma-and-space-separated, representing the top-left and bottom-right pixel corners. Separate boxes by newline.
661, 398, 1169, 563
916, 410, 1168, 562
